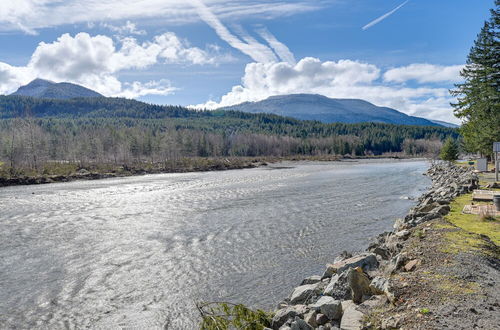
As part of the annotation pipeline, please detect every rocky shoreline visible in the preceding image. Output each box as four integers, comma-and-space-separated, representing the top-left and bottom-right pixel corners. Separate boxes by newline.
0, 158, 263, 188
268, 162, 481, 330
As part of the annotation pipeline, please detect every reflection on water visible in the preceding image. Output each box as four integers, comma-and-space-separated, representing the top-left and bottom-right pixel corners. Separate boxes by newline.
0, 160, 429, 329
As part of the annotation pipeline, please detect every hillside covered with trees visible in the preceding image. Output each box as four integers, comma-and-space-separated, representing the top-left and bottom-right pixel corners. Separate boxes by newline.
0, 95, 458, 180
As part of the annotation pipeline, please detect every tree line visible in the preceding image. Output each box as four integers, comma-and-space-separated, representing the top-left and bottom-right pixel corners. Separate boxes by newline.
0, 115, 455, 177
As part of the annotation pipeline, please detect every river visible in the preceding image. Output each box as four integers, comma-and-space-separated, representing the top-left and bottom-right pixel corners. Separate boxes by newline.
0, 160, 430, 329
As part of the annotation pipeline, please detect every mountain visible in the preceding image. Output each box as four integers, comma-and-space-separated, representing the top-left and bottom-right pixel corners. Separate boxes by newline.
11, 79, 103, 99
429, 120, 459, 128
219, 94, 442, 127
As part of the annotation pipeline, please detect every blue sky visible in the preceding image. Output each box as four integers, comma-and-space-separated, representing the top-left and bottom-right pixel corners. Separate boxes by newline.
0, 0, 494, 123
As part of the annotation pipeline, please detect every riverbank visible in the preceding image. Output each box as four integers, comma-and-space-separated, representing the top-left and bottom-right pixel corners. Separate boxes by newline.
0, 155, 419, 188
260, 162, 499, 330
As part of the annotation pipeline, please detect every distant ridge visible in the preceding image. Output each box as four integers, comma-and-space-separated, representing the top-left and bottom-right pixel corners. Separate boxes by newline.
11, 79, 103, 99
429, 120, 459, 128
219, 94, 447, 127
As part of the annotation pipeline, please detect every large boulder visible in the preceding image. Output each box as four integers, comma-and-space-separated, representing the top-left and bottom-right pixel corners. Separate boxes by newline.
323, 254, 378, 278
290, 284, 320, 304
369, 276, 389, 295
309, 296, 343, 320
324, 272, 351, 300
340, 297, 386, 330
346, 267, 372, 304
339, 301, 363, 330
369, 276, 395, 303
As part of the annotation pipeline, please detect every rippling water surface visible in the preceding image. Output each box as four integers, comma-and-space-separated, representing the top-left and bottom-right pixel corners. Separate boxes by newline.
0, 160, 430, 329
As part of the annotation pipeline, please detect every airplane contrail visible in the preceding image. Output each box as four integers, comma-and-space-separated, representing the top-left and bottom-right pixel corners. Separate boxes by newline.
362, 0, 410, 30
256, 27, 296, 65
189, 0, 278, 63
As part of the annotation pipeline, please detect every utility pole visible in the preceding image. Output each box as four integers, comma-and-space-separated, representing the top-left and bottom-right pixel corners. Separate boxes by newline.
494, 142, 500, 182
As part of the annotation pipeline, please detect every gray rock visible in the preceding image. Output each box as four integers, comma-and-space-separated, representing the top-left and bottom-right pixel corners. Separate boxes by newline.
372, 246, 391, 260
369, 276, 388, 295
339, 301, 363, 330
333, 251, 353, 263
393, 218, 408, 231
323, 254, 378, 278
279, 326, 292, 330
421, 197, 434, 206
290, 316, 313, 330
369, 277, 395, 303
324, 271, 351, 300
272, 305, 308, 329
434, 204, 451, 215
340, 297, 386, 330
418, 202, 440, 213
395, 230, 410, 239
301, 275, 322, 285
310, 296, 343, 320
290, 284, 319, 304
303, 310, 318, 328
387, 253, 408, 274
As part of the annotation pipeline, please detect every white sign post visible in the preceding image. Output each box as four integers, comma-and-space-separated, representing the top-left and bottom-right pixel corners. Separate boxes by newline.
494, 142, 500, 182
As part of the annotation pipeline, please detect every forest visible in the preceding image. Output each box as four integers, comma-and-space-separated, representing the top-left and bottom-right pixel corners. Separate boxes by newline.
0, 95, 458, 179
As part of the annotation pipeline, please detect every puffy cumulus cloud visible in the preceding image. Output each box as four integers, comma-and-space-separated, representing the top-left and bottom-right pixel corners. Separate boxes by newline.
0, 31, 229, 97
384, 63, 464, 83
193, 58, 461, 124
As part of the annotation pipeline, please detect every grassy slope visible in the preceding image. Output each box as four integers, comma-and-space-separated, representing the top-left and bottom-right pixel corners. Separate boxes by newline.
365, 171, 499, 329
445, 193, 500, 245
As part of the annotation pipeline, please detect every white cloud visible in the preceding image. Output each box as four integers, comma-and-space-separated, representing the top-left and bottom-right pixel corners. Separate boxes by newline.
0, 31, 228, 97
116, 80, 178, 98
0, 0, 321, 34
101, 21, 147, 36
193, 57, 461, 123
383, 63, 463, 83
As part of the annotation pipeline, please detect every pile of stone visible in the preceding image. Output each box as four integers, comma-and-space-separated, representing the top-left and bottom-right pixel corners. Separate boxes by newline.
268, 162, 477, 330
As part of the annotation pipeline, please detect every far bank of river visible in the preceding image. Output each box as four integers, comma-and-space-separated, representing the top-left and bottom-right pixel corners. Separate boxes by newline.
0, 155, 422, 188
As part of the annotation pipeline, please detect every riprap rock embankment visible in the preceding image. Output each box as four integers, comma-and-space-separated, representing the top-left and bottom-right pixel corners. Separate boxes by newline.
269, 162, 479, 330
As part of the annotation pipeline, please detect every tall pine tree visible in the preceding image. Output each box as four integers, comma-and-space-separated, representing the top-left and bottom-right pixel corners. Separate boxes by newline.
451, 1, 500, 158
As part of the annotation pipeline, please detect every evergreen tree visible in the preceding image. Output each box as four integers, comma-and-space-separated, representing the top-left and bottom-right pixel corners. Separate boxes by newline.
451, 1, 500, 157
440, 138, 459, 162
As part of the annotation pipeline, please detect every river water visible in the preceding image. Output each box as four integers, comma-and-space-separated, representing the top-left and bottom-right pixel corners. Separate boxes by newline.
0, 160, 430, 329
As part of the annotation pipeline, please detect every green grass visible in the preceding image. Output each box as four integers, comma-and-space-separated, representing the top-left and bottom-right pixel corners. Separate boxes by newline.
419, 308, 431, 314
445, 193, 500, 245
